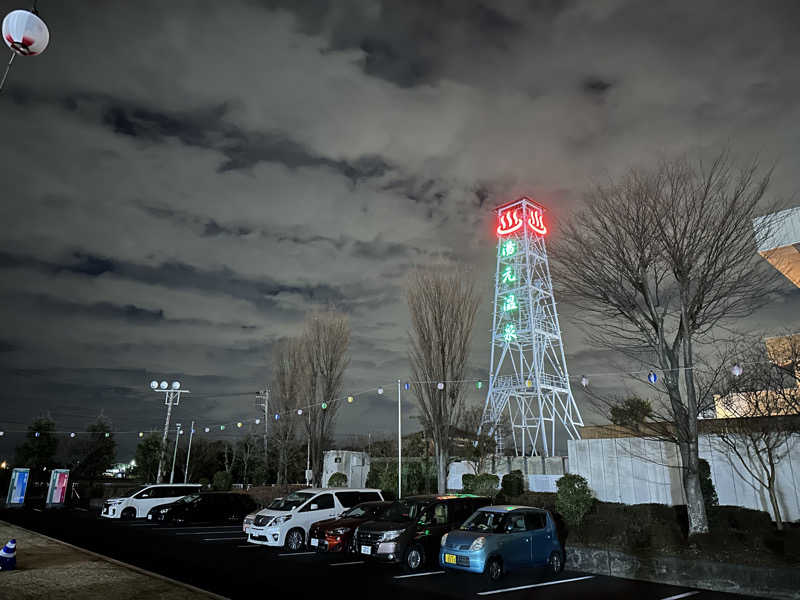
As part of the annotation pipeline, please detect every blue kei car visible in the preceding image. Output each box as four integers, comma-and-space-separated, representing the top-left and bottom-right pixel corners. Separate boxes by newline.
439, 505, 565, 582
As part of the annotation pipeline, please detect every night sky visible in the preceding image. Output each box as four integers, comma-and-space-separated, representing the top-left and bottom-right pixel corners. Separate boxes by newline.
2, 0, 800, 461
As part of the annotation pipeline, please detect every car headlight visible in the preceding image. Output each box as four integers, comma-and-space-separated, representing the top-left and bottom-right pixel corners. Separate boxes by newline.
469, 536, 486, 551
441, 533, 448, 547
160, 508, 170, 514
380, 529, 405, 542
330, 527, 351, 535
270, 514, 292, 526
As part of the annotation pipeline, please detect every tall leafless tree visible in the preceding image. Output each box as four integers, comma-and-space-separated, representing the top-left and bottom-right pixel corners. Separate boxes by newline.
407, 266, 480, 494
552, 152, 780, 535
272, 337, 305, 486
303, 309, 350, 487
714, 336, 800, 530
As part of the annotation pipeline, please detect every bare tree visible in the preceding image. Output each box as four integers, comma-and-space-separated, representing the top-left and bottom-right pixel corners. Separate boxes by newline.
713, 337, 800, 530
408, 266, 480, 494
552, 152, 780, 535
303, 310, 351, 487
237, 433, 261, 485
272, 337, 304, 486
457, 405, 498, 475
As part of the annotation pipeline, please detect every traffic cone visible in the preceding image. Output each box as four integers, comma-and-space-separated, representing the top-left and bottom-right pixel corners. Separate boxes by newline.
0, 539, 16, 571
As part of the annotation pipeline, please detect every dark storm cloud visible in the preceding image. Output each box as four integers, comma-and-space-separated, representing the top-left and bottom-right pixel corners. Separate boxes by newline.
14, 87, 392, 181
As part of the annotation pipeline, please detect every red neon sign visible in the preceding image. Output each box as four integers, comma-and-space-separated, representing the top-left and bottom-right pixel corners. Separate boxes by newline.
527, 206, 547, 235
496, 202, 547, 237
496, 208, 523, 236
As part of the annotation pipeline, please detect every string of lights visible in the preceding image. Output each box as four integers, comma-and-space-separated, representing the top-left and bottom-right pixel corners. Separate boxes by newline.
0, 359, 788, 439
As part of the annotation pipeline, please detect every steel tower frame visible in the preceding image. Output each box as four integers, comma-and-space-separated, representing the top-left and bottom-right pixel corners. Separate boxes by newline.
480, 197, 583, 457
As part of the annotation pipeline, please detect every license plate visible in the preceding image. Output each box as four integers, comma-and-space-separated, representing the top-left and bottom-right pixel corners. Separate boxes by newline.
310, 538, 319, 547
360, 545, 372, 555
445, 553, 456, 564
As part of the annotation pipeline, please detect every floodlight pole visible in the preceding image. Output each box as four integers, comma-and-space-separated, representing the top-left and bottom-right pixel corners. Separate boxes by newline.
151, 383, 189, 484
397, 379, 402, 499
170, 423, 182, 484
184, 421, 195, 484
256, 388, 269, 481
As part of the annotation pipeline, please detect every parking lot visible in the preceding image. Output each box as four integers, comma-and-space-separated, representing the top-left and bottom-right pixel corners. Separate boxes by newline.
0, 509, 763, 600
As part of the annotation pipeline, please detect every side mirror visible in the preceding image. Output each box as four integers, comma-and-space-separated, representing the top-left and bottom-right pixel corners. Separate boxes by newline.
310, 503, 319, 511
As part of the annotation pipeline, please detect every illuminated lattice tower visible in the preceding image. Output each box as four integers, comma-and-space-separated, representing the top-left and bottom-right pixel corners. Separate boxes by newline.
480, 197, 583, 457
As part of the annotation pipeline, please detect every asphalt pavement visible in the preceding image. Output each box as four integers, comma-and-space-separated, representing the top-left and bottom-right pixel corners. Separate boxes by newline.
0, 508, 764, 600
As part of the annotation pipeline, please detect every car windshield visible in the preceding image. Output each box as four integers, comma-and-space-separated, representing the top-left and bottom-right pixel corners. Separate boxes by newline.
175, 494, 201, 504
341, 505, 369, 518
460, 510, 507, 533
267, 498, 283, 509
270, 492, 314, 511
377, 500, 428, 522
123, 486, 149, 498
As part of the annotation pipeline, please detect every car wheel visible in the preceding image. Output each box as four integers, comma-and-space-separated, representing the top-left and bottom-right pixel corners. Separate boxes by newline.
404, 544, 425, 572
121, 508, 136, 521
284, 529, 305, 552
548, 550, 564, 574
485, 557, 503, 582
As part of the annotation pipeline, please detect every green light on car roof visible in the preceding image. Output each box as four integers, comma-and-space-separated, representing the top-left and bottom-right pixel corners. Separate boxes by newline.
506, 506, 515, 511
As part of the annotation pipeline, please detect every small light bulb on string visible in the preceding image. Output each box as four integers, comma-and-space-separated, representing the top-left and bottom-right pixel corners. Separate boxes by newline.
35, 432, 40, 438
525, 380, 533, 388
0, 431, 4, 436
204, 427, 210, 433
731, 364, 743, 378
580, 375, 589, 388
255, 418, 261, 425
274, 414, 280, 420
321, 402, 328, 410
105, 432, 110, 438
138, 432, 144, 438
220, 425, 226, 431
377, 387, 384, 395
70, 432, 76, 438
648, 371, 658, 384
347, 396, 354, 404
297, 409, 303, 416
437, 382, 445, 390
236, 422, 243, 428
476, 381, 483, 389
404, 382, 410, 391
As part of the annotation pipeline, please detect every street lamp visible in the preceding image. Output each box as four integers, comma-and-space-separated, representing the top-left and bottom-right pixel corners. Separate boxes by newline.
170, 423, 182, 484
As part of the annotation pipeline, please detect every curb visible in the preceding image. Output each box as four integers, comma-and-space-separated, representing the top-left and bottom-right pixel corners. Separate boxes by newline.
0, 520, 231, 600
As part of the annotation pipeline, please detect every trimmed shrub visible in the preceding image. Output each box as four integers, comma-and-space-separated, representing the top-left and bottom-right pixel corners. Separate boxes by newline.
462, 473, 476, 494
512, 491, 557, 510
327, 472, 347, 487
472, 473, 500, 498
501, 470, 525, 498
698, 458, 718, 517
212, 471, 233, 491
555, 473, 594, 528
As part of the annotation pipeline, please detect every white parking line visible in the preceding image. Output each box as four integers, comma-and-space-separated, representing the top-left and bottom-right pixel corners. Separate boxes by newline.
330, 561, 364, 567
660, 592, 699, 600
175, 531, 244, 536
278, 551, 316, 557
394, 570, 445, 579
202, 537, 246, 542
477, 575, 595, 595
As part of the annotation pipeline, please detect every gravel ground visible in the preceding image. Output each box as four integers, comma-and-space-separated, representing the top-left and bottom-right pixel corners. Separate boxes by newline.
0, 520, 221, 599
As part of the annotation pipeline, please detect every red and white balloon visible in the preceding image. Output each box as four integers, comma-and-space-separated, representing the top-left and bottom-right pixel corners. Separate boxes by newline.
2, 9, 49, 56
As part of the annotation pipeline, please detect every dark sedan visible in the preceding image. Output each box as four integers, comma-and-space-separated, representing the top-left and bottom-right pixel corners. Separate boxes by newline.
147, 492, 258, 525
308, 501, 391, 553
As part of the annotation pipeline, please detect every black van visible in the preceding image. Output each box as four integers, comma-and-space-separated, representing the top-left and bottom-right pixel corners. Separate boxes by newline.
354, 494, 491, 571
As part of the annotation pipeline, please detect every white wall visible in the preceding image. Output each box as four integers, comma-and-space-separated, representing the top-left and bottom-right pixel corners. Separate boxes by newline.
567, 434, 800, 522
322, 451, 370, 488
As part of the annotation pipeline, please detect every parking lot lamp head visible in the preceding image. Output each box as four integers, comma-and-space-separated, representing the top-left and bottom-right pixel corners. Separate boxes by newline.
150, 380, 159, 390
159, 381, 168, 390
171, 381, 181, 390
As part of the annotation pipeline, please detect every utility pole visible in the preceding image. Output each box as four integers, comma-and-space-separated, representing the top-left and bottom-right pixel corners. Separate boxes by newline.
256, 388, 269, 481
184, 421, 195, 484
170, 423, 182, 484
150, 380, 189, 484
397, 379, 402, 499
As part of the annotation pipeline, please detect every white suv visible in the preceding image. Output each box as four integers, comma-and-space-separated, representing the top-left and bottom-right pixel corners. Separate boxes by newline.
101, 484, 201, 520
246, 488, 383, 551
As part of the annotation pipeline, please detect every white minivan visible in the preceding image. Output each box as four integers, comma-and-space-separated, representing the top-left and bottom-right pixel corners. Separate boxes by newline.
101, 484, 201, 520
246, 488, 383, 551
